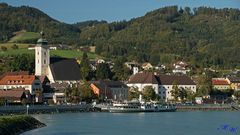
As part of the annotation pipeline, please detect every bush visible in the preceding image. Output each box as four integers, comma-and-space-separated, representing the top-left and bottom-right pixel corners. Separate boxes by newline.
1, 46, 7, 51
11, 44, 18, 50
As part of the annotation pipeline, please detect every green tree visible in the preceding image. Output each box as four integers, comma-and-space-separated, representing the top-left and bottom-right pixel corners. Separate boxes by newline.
234, 90, 240, 102
128, 87, 141, 100
96, 63, 112, 80
8, 54, 35, 73
80, 52, 91, 80
142, 86, 156, 101
171, 81, 180, 101
80, 82, 97, 103
112, 57, 131, 81
196, 70, 214, 96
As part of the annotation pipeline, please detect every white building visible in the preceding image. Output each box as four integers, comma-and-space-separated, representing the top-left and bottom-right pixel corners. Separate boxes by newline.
127, 72, 196, 102
0, 74, 42, 94
172, 61, 190, 74
35, 32, 81, 84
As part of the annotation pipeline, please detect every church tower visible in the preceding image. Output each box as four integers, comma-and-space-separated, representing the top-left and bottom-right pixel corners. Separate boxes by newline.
35, 31, 50, 76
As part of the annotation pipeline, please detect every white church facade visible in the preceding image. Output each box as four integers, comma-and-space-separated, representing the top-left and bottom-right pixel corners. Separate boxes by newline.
35, 32, 81, 84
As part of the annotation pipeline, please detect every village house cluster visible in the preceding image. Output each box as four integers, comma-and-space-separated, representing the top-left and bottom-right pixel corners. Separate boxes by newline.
0, 33, 239, 105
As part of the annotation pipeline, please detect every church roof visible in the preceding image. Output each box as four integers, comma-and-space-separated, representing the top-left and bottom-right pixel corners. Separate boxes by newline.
50, 57, 81, 81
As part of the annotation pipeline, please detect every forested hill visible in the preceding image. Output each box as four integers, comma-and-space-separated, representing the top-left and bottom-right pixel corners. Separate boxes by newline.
80, 6, 240, 69
1, 3, 240, 69
0, 3, 80, 44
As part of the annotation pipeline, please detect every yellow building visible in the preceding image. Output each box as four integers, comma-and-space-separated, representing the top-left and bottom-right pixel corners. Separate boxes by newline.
226, 77, 240, 90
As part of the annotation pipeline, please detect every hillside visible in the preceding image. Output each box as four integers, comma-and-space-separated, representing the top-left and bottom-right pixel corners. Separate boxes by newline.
9, 31, 40, 43
79, 6, 240, 69
0, 3, 80, 44
1, 3, 240, 69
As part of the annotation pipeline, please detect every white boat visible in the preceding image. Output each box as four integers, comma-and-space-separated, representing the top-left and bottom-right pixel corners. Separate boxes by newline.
108, 101, 176, 113
154, 103, 177, 112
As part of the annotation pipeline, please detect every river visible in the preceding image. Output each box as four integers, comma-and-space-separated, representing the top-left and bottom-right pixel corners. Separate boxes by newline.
22, 111, 240, 135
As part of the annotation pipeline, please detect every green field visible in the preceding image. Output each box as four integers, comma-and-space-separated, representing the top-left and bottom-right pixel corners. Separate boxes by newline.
9, 32, 40, 43
0, 48, 100, 59
0, 43, 30, 49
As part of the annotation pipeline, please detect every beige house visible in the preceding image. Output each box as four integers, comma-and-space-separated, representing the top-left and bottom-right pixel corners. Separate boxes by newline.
226, 77, 240, 90
0, 73, 42, 94
212, 78, 231, 90
142, 62, 153, 70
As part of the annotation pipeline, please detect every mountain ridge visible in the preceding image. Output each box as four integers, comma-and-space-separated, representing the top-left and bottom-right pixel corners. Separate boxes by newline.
1, 3, 240, 69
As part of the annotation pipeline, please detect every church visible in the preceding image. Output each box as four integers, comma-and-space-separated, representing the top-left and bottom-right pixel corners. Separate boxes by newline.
35, 32, 81, 84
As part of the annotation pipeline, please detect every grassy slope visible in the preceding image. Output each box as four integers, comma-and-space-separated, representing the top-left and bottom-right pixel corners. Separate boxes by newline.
0, 115, 45, 135
0, 44, 100, 59
9, 32, 40, 43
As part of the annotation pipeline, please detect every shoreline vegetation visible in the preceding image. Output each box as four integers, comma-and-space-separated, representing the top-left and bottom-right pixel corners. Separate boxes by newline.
0, 115, 46, 135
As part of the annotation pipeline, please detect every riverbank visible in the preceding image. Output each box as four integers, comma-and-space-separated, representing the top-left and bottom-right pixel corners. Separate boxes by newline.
0, 104, 96, 115
176, 104, 240, 111
0, 115, 46, 135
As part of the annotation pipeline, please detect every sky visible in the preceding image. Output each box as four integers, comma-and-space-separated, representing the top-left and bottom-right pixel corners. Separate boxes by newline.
1, 0, 240, 24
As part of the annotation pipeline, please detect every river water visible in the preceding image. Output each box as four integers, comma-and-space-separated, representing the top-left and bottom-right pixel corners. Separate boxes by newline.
22, 111, 240, 135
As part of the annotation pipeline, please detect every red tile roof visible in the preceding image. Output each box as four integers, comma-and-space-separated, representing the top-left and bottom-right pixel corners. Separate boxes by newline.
0, 75, 36, 85
212, 79, 229, 85
0, 90, 26, 98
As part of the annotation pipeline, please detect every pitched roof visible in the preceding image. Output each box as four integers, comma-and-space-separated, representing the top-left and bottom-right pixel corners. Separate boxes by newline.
90, 80, 128, 91
142, 62, 152, 67
50, 57, 81, 81
159, 75, 195, 85
0, 90, 26, 98
0, 75, 36, 85
212, 78, 229, 85
227, 77, 240, 83
0, 71, 29, 80
128, 72, 196, 85
128, 72, 160, 84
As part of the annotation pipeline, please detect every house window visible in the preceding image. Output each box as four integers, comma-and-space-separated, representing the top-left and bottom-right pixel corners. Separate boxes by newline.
38, 59, 39, 64
37, 52, 39, 55
44, 59, 46, 64
34, 83, 40, 85
44, 52, 46, 56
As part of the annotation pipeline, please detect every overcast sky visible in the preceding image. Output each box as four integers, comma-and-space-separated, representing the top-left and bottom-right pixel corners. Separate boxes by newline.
1, 0, 240, 24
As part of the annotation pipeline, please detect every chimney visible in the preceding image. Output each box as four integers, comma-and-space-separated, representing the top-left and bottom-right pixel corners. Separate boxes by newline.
133, 67, 138, 75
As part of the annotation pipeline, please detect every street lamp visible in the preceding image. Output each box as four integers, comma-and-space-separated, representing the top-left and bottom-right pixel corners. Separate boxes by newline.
26, 104, 29, 115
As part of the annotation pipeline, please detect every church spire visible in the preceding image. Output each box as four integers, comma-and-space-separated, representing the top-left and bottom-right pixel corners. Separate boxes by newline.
37, 31, 48, 46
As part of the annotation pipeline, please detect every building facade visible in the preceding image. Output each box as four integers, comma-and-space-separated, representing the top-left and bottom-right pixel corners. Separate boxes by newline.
34, 32, 81, 84
90, 80, 129, 101
127, 72, 196, 101
0, 74, 42, 94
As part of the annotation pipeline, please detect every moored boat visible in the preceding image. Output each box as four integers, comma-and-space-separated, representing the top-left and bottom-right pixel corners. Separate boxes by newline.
107, 101, 176, 113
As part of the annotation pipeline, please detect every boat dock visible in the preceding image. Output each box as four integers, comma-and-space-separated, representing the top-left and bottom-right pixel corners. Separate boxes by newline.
176, 104, 240, 111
